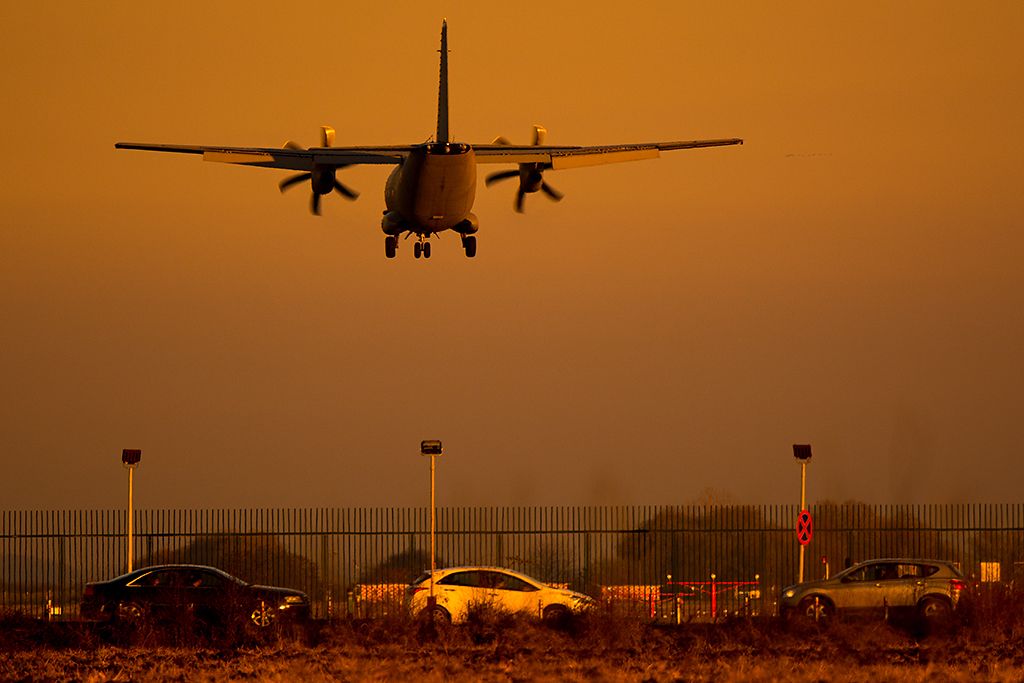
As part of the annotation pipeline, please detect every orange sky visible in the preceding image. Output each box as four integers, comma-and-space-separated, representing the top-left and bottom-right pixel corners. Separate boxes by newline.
1, 2, 1022, 510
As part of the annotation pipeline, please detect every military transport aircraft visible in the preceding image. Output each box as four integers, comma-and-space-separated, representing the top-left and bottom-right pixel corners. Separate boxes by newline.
116, 22, 742, 259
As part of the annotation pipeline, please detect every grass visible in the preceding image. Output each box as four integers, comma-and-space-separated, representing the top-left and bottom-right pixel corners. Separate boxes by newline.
3, 597, 1024, 681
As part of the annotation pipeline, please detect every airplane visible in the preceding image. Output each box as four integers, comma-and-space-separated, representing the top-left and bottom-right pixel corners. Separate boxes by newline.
116, 21, 742, 259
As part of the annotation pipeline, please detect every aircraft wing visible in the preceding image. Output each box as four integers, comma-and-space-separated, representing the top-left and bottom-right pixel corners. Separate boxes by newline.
473, 138, 743, 169
114, 142, 412, 171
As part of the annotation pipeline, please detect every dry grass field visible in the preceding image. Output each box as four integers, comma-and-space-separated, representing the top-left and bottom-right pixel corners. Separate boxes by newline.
3, 594, 1024, 682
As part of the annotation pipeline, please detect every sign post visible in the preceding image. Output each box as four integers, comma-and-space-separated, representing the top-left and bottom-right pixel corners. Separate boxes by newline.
421, 440, 443, 609
121, 449, 142, 573
793, 444, 812, 583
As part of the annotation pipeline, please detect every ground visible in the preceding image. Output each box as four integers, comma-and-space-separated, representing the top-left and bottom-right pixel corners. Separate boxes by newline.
3, 608, 1024, 681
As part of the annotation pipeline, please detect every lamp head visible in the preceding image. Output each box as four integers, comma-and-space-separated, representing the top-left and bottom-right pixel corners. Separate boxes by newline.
421, 440, 443, 456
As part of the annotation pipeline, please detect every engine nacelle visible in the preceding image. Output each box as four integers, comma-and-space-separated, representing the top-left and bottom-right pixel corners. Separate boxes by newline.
380, 211, 406, 236
311, 166, 335, 195
520, 166, 544, 193
454, 213, 479, 235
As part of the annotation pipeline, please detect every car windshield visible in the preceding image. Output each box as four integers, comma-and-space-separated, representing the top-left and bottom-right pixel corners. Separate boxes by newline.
410, 572, 431, 586
834, 564, 861, 581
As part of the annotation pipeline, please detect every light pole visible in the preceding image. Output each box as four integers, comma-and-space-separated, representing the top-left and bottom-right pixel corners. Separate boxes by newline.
793, 444, 812, 583
122, 449, 142, 572
421, 440, 443, 607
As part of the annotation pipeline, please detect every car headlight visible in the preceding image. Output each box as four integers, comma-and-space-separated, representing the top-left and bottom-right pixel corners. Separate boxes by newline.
783, 589, 795, 599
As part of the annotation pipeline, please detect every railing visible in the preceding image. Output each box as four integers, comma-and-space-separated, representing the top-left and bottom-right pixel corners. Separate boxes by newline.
2, 504, 1022, 619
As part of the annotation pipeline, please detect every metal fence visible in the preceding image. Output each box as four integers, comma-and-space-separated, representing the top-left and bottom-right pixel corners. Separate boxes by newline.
2, 504, 1022, 620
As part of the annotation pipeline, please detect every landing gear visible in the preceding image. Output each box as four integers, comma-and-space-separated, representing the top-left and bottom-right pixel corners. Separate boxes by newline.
384, 231, 447, 259
414, 238, 432, 259
462, 235, 477, 258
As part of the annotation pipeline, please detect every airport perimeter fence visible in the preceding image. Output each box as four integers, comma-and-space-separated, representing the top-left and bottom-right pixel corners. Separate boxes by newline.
2, 504, 1022, 621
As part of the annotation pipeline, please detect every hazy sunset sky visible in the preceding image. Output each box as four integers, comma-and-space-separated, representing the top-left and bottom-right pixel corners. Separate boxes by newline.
1, 2, 1021, 511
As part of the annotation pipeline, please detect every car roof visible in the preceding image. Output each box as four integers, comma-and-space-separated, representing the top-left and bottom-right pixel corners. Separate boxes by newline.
119, 564, 241, 581
432, 566, 540, 581
136, 563, 234, 573
435, 565, 526, 573
852, 558, 956, 565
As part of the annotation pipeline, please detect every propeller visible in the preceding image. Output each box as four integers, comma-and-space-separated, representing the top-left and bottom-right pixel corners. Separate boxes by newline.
485, 125, 564, 213
278, 126, 359, 215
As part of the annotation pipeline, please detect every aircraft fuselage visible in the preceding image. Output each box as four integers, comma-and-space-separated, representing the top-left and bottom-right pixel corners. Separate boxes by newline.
383, 143, 477, 236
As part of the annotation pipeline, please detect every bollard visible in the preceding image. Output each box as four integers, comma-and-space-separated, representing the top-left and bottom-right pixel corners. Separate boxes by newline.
711, 573, 717, 618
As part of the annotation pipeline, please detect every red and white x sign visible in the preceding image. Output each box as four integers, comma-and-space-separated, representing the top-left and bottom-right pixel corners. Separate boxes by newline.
796, 509, 813, 545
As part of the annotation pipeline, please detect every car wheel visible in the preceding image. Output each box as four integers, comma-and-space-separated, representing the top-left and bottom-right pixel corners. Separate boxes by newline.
116, 601, 146, 622
542, 604, 570, 625
918, 596, 952, 622
424, 604, 451, 625
250, 600, 276, 628
798, 596, 832, 622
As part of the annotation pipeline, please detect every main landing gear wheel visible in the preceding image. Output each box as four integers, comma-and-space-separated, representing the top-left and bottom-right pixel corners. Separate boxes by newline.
463, 235, 477, 258
414, 242, 422, 259
385, 236, 397, 259
423, 241, 431, 258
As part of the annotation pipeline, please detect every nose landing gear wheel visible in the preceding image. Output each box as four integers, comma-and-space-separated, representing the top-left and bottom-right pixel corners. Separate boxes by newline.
463, 235, 477, 258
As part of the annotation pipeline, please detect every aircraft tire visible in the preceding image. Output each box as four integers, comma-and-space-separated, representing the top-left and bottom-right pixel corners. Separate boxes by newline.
385, 236, 397, 259
464, 236, 477, 258
414, 242, 422, 259
424, 242, 431, 258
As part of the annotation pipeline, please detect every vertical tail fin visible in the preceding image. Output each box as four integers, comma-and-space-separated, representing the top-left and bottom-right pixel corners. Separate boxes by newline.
436, 20, 449, 145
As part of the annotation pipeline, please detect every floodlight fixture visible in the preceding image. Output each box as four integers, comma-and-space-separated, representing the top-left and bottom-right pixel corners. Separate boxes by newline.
121, 448, 142, 572
792, 444, 812, 461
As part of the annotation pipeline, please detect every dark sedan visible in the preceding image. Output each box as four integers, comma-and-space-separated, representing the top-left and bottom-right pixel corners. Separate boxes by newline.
80, 564, 310, 629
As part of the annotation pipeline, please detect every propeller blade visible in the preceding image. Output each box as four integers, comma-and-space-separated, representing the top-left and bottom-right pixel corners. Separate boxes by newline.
283, 140, 305, 151
515, 188, 526, 213
320, 126, 335, 147
491, 135, 512, 146
485, 170, 519, 187
333, 180, 359, 200
311, 193, 321, 215
279, 172, 311, 192
541, 182, 564, 202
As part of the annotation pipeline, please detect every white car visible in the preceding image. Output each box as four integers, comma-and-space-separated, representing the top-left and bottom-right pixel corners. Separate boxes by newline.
406, 566, 595, 624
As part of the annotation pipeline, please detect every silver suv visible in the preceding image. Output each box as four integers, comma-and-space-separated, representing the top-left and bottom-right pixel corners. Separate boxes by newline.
779, 558, 965, 622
